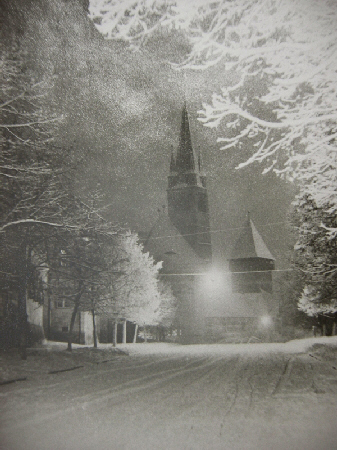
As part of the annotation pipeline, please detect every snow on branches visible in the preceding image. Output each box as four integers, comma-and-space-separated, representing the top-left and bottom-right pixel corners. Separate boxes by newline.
0, 47, 68, 232
298, 286, 337, 318
111, 232, 175, 326
89, 0, 172, 46
292, 194, 337, 316
190, 0, 337, 211
0, 49, 62, 150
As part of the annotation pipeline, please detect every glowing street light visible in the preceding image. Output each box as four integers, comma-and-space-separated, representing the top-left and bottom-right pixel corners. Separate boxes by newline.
260, 315, 273, 327
202, 267, 226, 294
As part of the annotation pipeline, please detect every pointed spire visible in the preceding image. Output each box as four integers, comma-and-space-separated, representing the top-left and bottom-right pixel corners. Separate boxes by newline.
231, 215, 275, 260
175, 103, 198, 173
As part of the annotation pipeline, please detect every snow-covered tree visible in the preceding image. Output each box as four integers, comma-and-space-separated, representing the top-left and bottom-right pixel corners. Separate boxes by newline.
298, 286, 337, 318
47, 212, 120, 350
292, 195, 337, 319
0, 45, 69, 357
0, 47, 66, 233
156, 280, 176, 328
112, 233, 164, 326
89, 0, 172, 47
109, 233, 176, 343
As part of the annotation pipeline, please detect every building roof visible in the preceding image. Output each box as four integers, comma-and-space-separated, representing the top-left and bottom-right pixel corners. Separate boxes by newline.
143, 210, 207, 274
230, 217, 275, 261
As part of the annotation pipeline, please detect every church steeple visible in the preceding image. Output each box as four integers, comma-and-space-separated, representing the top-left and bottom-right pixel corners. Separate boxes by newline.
168, 104, 206, 189
167, 104, 212, 261
175, 103, 198, 174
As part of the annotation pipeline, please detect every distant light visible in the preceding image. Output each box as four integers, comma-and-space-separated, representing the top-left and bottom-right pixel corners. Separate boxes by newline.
260, 315, 273, 327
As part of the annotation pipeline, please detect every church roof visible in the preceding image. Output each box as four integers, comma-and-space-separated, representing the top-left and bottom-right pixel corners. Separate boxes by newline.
230, 217, 275, 261
143, 210, 206, 274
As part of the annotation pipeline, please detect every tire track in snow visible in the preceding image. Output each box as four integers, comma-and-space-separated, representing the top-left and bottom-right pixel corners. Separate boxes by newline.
173, 355, 259, 422
150, 355, 227, 420
298, 353, 337, 394
2, 355, 220, 430
0, 354, 183, 398
114, 355, 244, 441
309, 352, 337, 370
272, 356, 294, 396
153, 355, 252, 422
223, 358, 252, 417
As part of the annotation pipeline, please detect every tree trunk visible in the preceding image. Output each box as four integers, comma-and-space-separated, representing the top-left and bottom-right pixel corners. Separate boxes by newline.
92, 308, 98, 348
113, 317, 118, 347
78, 310, 81, 344
133, 324, 138, 344
67, 300, 80, 351
144, 324, 147, 343
19, 244, 30, 360
333, 322, 336, 336
46, 272, 52, 340
122, 319, 127, 344
322, 323, 327, 336
18, 281, 28, 360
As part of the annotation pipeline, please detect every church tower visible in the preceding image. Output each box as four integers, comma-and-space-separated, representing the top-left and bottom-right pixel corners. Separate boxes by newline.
167, 104, 212, 261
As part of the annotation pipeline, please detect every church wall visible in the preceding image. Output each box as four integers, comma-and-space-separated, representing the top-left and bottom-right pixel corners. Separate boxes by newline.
205, 316, 259, 343
229, 258, 275, 293
168, 275, 208, 344
204, 289, 279, 343
167, 185, 212, 260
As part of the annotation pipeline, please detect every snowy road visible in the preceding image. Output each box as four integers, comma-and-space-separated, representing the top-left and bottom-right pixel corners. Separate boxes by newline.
1, 340, 337, 449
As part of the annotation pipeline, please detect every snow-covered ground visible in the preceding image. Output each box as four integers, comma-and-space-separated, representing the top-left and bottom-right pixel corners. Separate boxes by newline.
119, 335, 337, 356
1, 337, 337, 449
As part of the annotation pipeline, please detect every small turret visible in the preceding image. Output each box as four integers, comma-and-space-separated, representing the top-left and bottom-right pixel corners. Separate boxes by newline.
229, 214, 275, 293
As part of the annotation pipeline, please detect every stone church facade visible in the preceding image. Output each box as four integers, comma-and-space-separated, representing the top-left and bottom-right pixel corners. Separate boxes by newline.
145, 104, 278, 343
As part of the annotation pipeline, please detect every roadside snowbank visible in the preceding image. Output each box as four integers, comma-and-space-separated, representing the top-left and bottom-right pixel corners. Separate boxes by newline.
0, 344, 126, 385
119, 335, 337, 357
1, 336, 337, 385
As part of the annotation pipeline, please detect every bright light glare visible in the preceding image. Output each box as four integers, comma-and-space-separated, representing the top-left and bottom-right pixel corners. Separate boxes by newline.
260, 315, 273, 327
203, 268, 225, 293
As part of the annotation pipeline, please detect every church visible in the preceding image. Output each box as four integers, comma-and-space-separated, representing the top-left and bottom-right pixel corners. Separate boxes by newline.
144, 104, 278, 343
